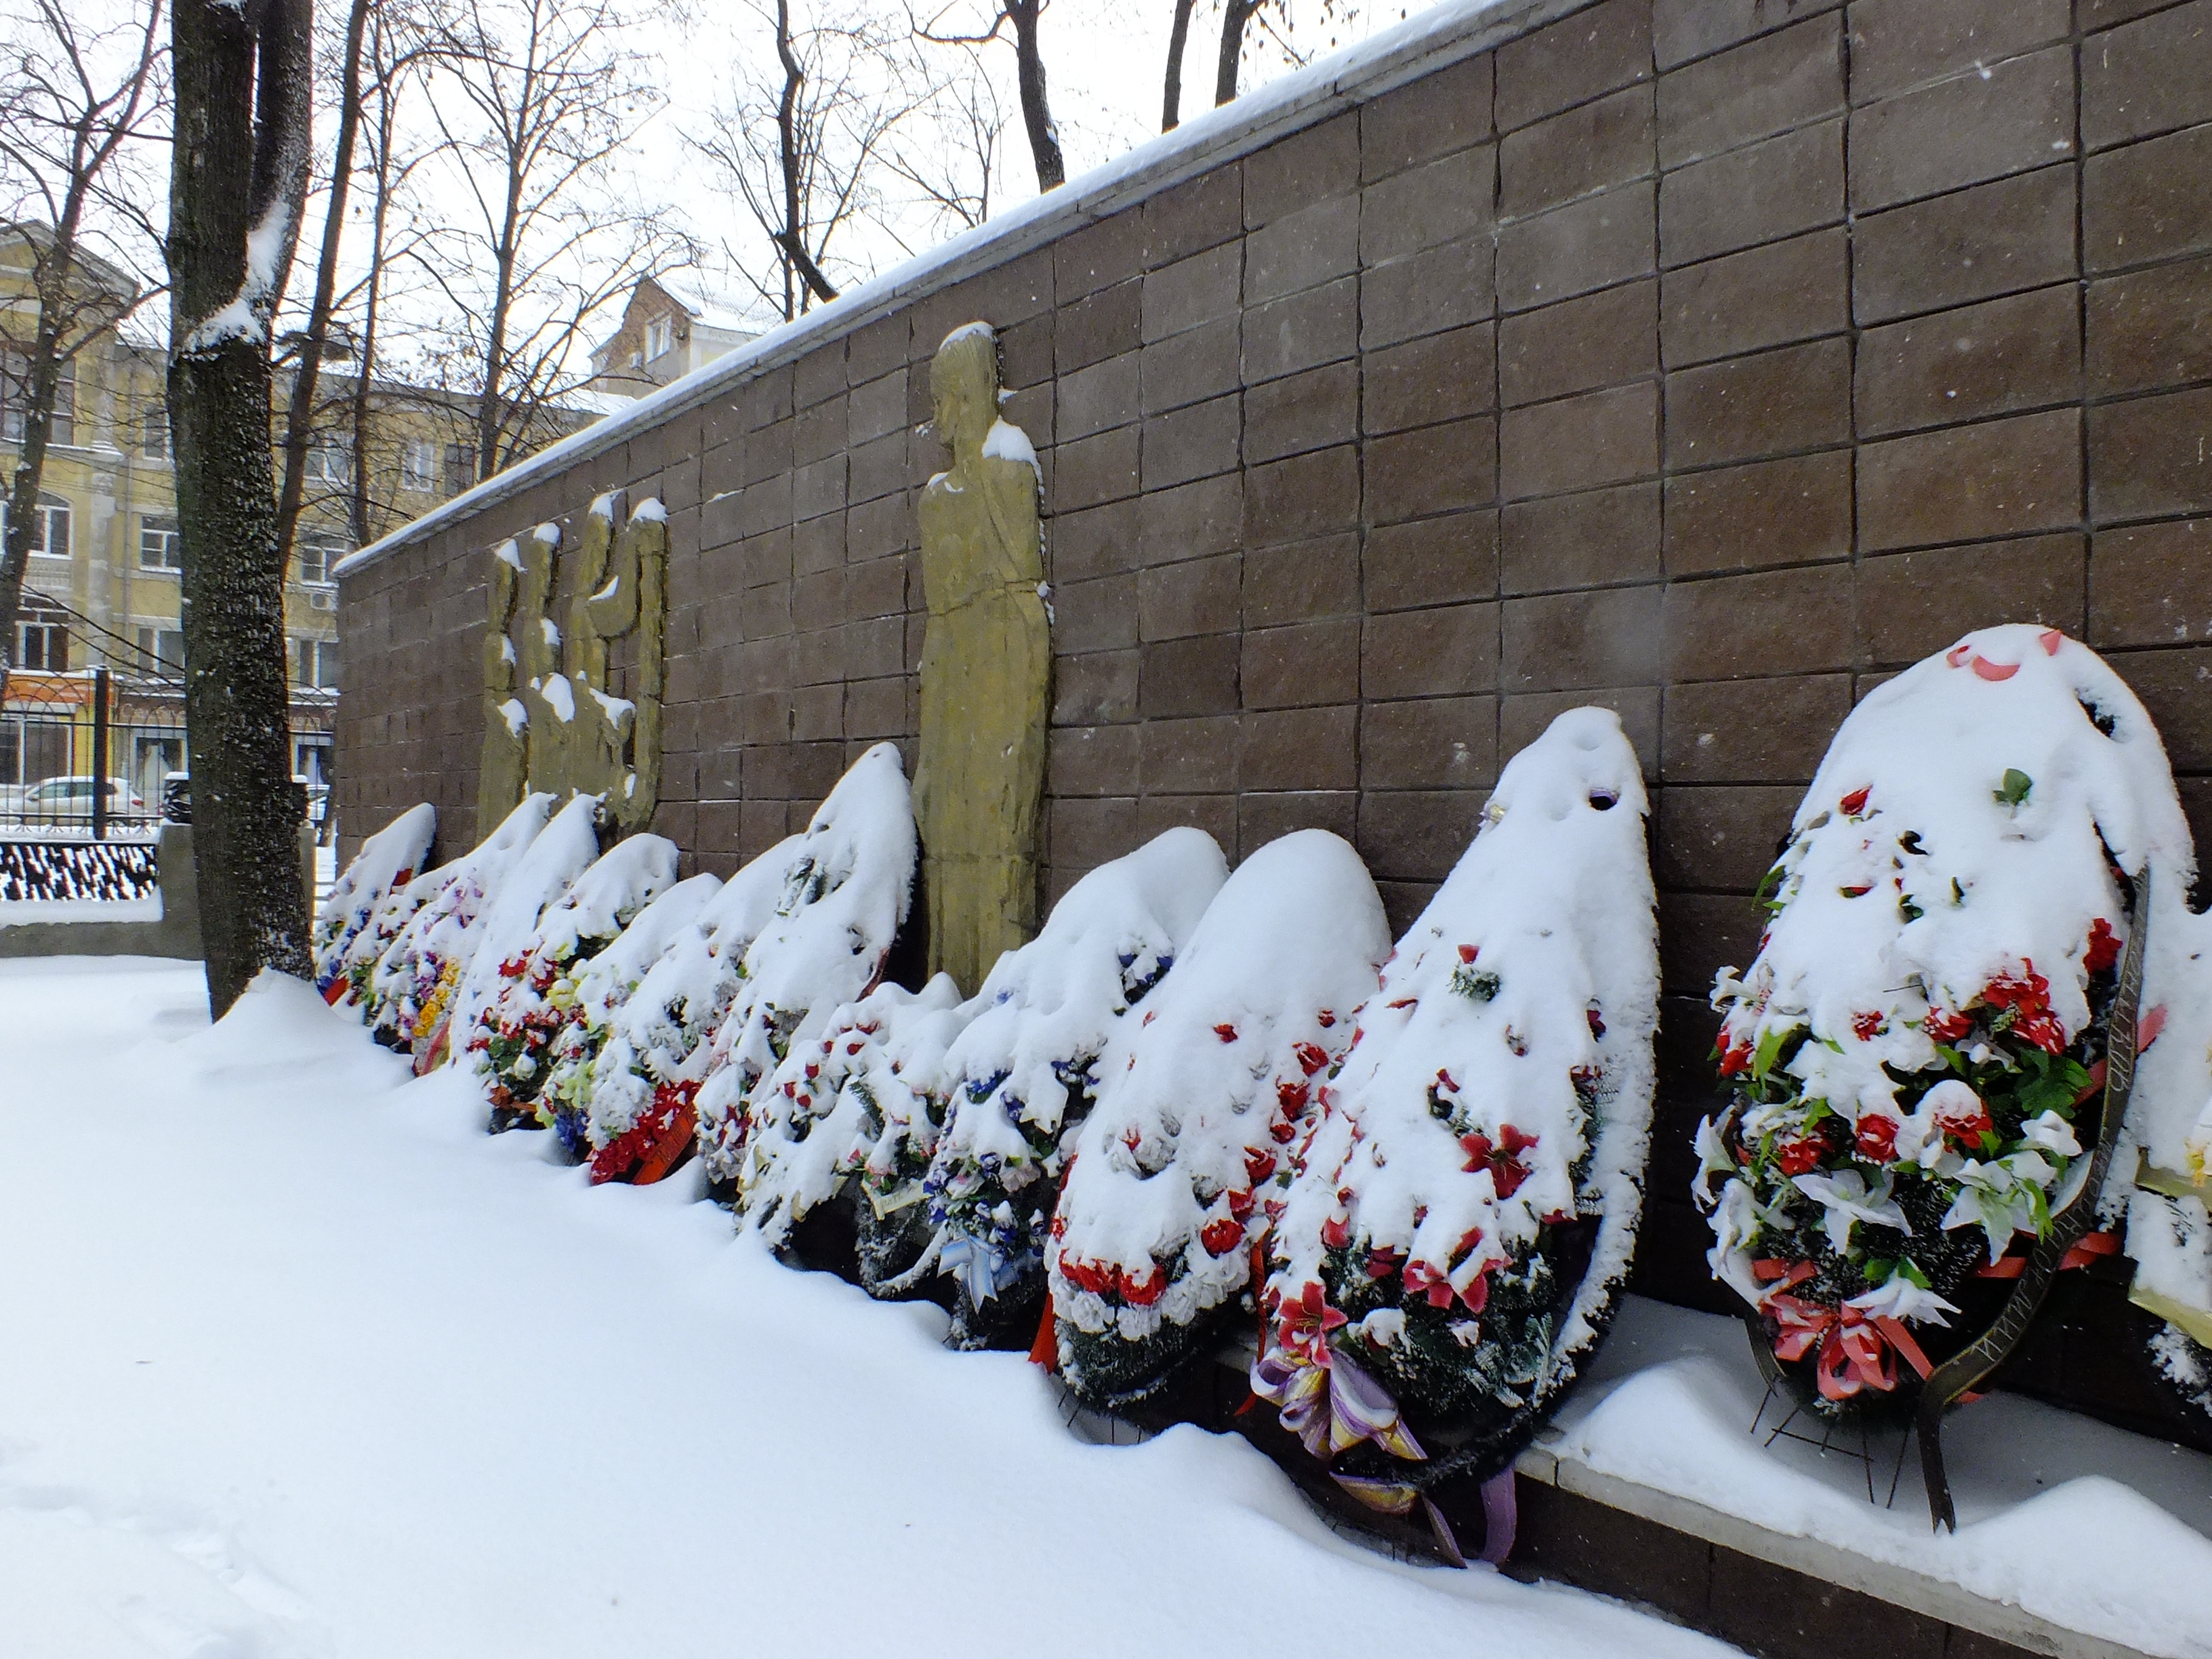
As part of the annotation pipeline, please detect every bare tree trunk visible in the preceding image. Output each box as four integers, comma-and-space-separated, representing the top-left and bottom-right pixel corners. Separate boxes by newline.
773, 0, 838, 312
1216, 0, 1264, 106
274, 0, 370, 571
169, 0, 316, 1015
1006, 0, 1063, 191
1162, 0, 1197, 131
0, 0, 165, 705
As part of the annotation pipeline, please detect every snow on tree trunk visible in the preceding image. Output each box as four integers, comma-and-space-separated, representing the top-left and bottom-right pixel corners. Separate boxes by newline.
168, 0, 316, 1017
1048, 830, 1391, 1408
1695, 626, 2193, 1420
1256, 709, 1657, 1503
536, 872, 721, 1158
919, 827, 1228, 1347
581, 834, 806, 1185
365, 794, 554, 1067
466, 830, 681, 1136
313, 804, 436, 1000
693, 743, 917, 1202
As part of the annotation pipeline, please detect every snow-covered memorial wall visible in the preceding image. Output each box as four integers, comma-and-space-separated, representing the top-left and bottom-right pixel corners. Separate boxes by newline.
327, 0, 2212, 1610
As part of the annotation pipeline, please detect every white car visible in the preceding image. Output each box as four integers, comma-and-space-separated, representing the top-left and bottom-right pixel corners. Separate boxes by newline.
1, 775, 148, 825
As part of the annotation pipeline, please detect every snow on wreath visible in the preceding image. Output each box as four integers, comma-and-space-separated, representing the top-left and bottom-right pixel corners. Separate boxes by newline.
1695, 626, 2200, 1483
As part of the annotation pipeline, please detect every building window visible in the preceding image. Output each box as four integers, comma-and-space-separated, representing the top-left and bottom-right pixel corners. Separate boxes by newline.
1, 716, 73, 786
401, 438, 435, 491
16, 615, 67, 672
0, 350, 75, 446
1, 493, 71, 560
139, 516, 183, 571
295, 531, 348, 586
443, 441, 478, 495
136, 627, 186, 677
292, 636, 340, 689
644, 314, 674, 361
141, 399, 169, 460
304, 438, 352, 485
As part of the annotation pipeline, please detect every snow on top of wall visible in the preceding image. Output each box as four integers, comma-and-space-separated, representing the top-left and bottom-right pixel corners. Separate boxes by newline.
333, 0, 1556, 581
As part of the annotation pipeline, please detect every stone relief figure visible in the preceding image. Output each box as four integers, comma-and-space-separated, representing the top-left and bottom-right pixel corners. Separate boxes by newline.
474, 497, 669, 842
913, 321, 1051, 995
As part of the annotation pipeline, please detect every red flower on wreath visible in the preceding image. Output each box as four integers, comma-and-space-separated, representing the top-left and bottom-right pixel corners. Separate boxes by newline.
1984, 966, 2067, 1054
1840, 785, 1871, 817
1851, 1010, 1886, 1042
1200, 1216, 1245, 1257
1924, 1008, 1974, 1044
1460, 1124, 1538, 1197
1718, 1038, 1755, 1078
1931, 1088, 1994, 1147
1773, 1133, 1826, 1178
1854, 1114, 1899, 1162
2085, 918, 2122, 976
1276, 1282, 1347, 1365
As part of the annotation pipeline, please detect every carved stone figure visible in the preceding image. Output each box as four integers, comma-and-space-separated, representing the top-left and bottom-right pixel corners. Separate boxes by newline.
913, 322, 1050, 995
475, 497, 669, 843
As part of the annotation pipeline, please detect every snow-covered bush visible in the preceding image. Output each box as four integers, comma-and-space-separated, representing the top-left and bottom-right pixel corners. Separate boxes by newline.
466, 831, 680, 1132
1255, 708, 1656, 1500
1696, 626, 2192, 1418
919, 827, 1227, 1347
693, 743, 917, 1200
365, 794, 555, 1066
535, 872, 720, 1156
739, 973, 969, 1282
581, 835, 802, 1185
314, 804, 435, 1001
1048, 830, 1390, 1407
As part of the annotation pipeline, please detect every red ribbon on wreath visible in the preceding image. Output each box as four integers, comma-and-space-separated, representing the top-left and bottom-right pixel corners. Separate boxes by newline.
1755, 1258, 1933, 1402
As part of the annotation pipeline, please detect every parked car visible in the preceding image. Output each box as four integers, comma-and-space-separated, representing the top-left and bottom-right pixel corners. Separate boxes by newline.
0, 775, 148, 826
159, 774, 323, 828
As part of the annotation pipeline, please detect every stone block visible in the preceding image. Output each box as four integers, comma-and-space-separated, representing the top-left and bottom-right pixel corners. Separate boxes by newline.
1658, 11, 1843, 167
1362, 696, 1500, 790
1048, 723, 1140, 796
1143, 243, 1242, 344
1660, 118, 1843, 266
1244, 531, 1361, 626
2086, 125, 2212, 272
1247, 361, 1359, 465
1654, 783, 1801, 890
1366, 415, 1499, 524
1053, 425, 1142, 511
1141, 472, 1244, 564
1664, 450, 1853, 575
1847, 0, 2071, 104
1057, 279, 1142, 374
1856, 535, 2087, 667
1361, 145, 1495, 267
2090, 386, 2212, 523
1246, 193, 1361, 304
1244, 274, 1360, 383
1242, 618, 1361, 708
1653, 0, 1839, 70
1501, 481, 1662, 593
2087, 255, 2212, 396
1139, 634, 1240, 718
1360, 236, 1497, 348
1660, 227, 1848, 367
2090, 518, 2212, 647
1504, 583, 1664, 690
1139, 714, 1241, 793
1660, 674, 1851, 783
1240, 704, 1359, 790
1244, 111, 1359, 228
2081, 0, 2212, 150
1662, 565, 1852, 679
1240, 790, 1360, 855
1848, 45, 2074, 213
1055, 209, 1145, 302
1363, 602, 1500, 698
1495, 0, 1654, 131
1499, 279, 1658, 407
1366, 514, 1500, 611
1051, 647, 1140, 725
1857, 164, 2076, 321
1856, 283, 2081, 437
1500, 85, 1658, 218
1666, 337, 1851, 470
1143, 167, 1242, 267
1050, 499, 1139, 583
1057, 354, 1140, 441
1246, 445, 1359, 547
1141, 394, 1242, 491
1497, 183, 1656, 312
1501, 382, 1660, 499
1139, 551, 1241, 641
1357, 789, 1488, 882
1361, 53, 1494, 182
1858, 408, 2083, 550
1501, 684, 1660, 775
1365, 323, 1497, 435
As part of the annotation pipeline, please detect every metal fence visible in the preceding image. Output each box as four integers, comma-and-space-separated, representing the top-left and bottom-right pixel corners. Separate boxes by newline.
3, 600, 335, 903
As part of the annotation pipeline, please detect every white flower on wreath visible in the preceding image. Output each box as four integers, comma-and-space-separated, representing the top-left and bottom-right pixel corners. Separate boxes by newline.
1942, 1152, 2060, 1264
2020, 1110, 2082, 1159
1791, 1168, 1910, 1255
1847, 1273, 1962, 1328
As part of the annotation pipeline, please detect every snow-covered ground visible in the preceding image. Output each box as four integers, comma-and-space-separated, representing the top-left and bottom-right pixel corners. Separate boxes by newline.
0, 956, 1739, 1659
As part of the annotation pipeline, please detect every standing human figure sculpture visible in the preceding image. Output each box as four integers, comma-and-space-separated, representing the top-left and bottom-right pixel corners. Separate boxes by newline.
914, 323, 1050, 995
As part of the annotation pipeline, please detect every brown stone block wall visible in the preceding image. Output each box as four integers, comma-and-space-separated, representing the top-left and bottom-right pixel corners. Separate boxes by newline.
340, 0, 2212, 1357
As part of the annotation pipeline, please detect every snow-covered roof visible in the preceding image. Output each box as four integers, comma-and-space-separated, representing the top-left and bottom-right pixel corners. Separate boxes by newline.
653, 272, 753, 335
335, 0, 1559, 581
